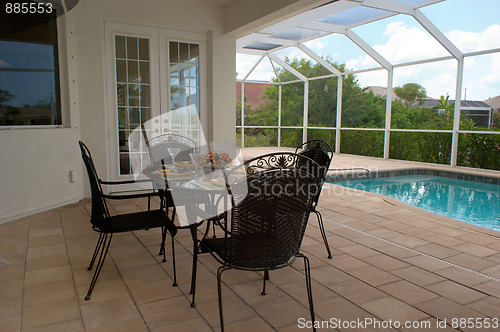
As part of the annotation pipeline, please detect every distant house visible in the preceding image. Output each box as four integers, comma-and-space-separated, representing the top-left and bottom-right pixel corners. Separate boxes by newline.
365, 86, 494, 128
419, 98, 494, 128
485, 96, 500, 112
236, 82, 270, 108
364, 86, 400, 101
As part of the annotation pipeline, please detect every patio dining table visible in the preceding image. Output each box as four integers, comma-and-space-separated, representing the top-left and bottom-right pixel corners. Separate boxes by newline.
143, 161, 232, 226
143, 161, 243, 302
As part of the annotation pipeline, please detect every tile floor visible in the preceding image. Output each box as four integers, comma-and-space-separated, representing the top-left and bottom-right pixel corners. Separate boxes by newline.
1, 152, 500, 331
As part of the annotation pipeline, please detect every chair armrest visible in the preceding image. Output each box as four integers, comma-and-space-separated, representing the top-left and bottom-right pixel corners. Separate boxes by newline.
99, 178, 154, 185
102, 191, 160, 200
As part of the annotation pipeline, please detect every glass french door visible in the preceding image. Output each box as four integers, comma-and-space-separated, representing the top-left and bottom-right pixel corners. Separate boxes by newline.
106, 23, 204, 179
114, 34, 154, 176
164, 40, 201, 143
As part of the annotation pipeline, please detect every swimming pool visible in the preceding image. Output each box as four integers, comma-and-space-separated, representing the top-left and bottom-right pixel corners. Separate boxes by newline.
332, 175, 500, 231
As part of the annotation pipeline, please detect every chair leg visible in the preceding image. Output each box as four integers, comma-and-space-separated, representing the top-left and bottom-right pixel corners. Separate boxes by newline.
160, 227, 167, 262
88, 233, 105, 270
160, 206, 176, 256
261, 269, 269, 295
217, 266, 232, 332
85, 233, 113, 301
314, 210, 332, 259
299, 254, 316, 331
159, 226, 165, 256
171, 235, 177, 286
189, 225, 198, 307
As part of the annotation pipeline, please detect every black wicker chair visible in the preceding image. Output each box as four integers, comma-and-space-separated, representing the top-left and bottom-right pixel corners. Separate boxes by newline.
295, 140, 333, 259
79, 141, 177, 300
190, 153, 320, 331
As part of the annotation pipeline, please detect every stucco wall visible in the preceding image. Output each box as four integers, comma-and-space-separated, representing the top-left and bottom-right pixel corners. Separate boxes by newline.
0, 129, 82, 222
0, 0, 236, 222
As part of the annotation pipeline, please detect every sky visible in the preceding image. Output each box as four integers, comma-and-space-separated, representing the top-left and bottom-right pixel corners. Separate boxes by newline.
236, 0, 500, 101
0, 41, 57, 107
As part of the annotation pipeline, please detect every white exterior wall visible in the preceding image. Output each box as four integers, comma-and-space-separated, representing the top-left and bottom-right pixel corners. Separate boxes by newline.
0, 129, 82, 222
0, 0, 236, 223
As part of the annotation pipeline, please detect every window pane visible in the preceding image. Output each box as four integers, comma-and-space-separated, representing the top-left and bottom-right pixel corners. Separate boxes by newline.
179, 43, 189, 62
138, 38, 149, 61
169, 42, 179, 63
142, 107, 151, 123
190, 44, 198, 60
114, 35, 151, 174
140, 85, 150, 107
115, 36, 126, 58
116, 60, 127, 82
139, 61, 149, 83
168, 41, 201, 142
127, 60, 139, 82
117, 84, 127, 106
118, 107, 127, 129
128, 84, 139, 106
0, 3, 61, 126
126, 37, 138, 59
129, 108, 140, 126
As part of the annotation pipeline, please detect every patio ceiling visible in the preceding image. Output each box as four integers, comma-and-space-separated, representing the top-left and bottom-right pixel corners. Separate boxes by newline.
236, 0, 463, 80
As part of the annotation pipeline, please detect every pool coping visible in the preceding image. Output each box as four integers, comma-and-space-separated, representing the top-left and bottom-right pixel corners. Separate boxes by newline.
327, 167, 500, 185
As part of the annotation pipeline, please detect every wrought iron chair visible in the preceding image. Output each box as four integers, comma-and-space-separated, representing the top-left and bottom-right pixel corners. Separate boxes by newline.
144, 133, 198, 284
295, 140, 333, 259
190, 153, 320, 331
79, 141, 177, 300
145, 133, 197, 165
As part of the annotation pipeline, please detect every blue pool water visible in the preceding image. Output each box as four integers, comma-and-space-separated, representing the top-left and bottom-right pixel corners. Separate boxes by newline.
333, 175, 500, 231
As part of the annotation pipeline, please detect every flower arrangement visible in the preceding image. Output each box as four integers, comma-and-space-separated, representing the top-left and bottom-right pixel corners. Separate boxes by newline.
198, 151, 232, 169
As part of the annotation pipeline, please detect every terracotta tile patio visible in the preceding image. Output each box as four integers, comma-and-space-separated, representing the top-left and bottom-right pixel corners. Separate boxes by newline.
1, 151, 500, 331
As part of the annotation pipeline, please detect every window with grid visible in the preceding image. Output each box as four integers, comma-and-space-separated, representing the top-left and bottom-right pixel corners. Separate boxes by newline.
115, 35, 151, 175
0, 0, 61, 126
168, 41, 200, 143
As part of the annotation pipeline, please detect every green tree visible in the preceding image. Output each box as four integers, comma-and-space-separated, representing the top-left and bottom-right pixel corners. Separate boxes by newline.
0, 89, 15, 106
2, 106, 24, 125
492, 111, 500, 130
394, 83, 427, 107
235, 59, 498, 170
433, 95, 450, 110
256, 58, 387, 129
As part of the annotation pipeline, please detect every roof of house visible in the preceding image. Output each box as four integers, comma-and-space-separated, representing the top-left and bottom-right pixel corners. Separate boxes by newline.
417, 99, 493, 110
236, 82, 270, 108
364, 86, 400, 101
484, 96, 500, 110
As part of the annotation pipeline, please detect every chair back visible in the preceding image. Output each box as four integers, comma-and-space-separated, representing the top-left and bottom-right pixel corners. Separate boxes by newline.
295, 140, 333, 205
79, 141, 109, 227
295, 140, 332, 172
146, 134, 196, 166
225, 154, 320, 269
242, 152, 317, 174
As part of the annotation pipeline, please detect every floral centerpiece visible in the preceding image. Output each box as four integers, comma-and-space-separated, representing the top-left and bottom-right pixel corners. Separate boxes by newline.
197, 151, 232, 170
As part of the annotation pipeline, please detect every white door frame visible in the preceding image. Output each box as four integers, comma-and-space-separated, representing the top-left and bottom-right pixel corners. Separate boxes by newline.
104, 22, 207, 185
